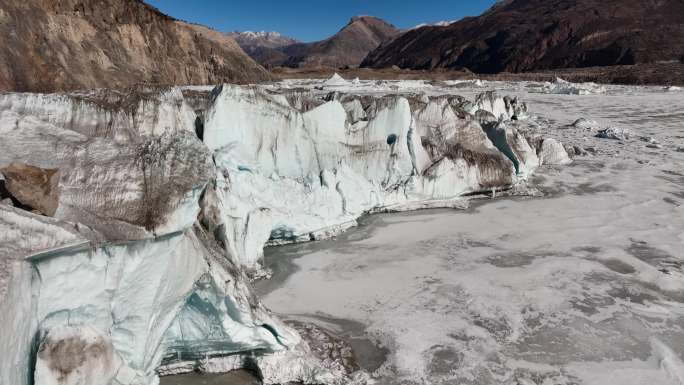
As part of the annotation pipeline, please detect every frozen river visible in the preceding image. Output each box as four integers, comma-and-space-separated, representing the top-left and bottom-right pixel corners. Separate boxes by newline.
253, 83, 684, 385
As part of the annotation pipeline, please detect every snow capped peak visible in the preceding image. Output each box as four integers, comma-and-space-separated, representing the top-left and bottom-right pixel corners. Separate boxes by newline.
232, 30, 281, 39
248, 31, 280, 37
228, 30, 299, 48
411, 20, 456, 30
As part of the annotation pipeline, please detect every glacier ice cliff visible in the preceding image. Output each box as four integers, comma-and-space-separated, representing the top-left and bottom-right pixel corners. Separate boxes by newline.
201, 85, 550, 272
0, 81, 570, 385
0, 87, 335, 385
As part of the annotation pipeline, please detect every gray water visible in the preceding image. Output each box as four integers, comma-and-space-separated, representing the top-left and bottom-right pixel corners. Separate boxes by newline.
159, 370, 260, 385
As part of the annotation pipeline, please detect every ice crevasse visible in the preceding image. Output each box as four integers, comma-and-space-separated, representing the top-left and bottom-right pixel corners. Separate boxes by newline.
0, 82, 570, 385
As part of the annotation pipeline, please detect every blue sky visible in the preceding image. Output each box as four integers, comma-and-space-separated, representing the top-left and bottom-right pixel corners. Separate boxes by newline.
146, 0, 496, 42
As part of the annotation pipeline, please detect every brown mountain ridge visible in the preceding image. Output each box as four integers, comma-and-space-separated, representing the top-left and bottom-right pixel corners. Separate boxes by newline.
362, 0, 684, 73
0, 0, 271, 92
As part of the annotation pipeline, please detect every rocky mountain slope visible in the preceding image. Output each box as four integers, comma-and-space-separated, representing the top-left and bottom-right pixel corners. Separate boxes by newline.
0, 0, 271, 92
362, 0, 684, 73
249, 16, 400, 69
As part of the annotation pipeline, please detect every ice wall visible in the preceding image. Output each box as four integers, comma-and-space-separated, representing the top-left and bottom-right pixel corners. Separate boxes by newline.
0, 88, 196, 141
0, 88, 212, 240
202, 85, 555, 271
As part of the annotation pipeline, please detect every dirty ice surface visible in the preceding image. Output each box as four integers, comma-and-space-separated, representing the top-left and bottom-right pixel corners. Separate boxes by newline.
256, 81, 684, 385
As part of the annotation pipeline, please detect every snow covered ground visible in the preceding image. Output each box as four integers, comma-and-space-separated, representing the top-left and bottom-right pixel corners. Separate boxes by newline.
256, 78, 684, 385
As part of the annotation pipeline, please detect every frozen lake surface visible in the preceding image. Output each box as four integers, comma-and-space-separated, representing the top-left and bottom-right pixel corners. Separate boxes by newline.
253, 81, 684, 385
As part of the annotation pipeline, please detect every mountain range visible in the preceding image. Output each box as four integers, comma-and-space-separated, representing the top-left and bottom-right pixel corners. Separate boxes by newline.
237, 16, 400, 69
362, 0, 684, 72
1, 0, 683, 92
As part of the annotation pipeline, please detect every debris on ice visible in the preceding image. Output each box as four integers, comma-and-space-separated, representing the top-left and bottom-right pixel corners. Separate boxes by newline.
596, 127, 630, 140
545, 77, 607, 95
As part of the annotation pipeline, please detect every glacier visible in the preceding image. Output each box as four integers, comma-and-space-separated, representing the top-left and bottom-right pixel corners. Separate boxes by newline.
0, 77, 572, 385
256, 78, 684, 385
